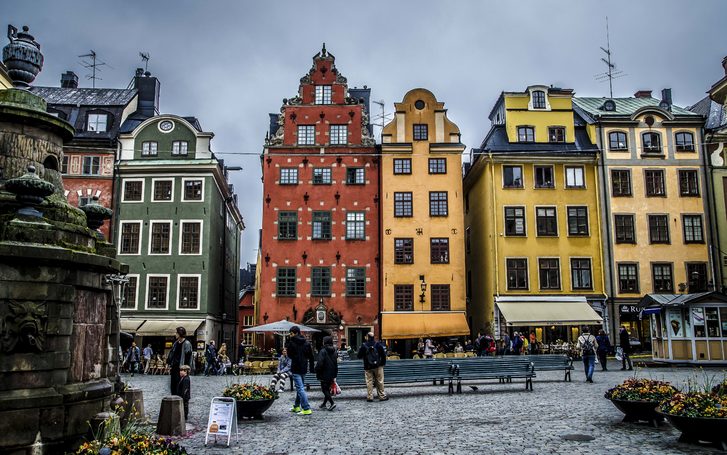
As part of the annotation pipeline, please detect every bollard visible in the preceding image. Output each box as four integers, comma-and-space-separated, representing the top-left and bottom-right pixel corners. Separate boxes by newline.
156, 396, 185, 436
120, 388, 145, 424
88, 411, 120, 442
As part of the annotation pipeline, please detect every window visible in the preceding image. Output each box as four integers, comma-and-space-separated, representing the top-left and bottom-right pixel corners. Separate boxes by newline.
648, 215, 669, 244
504, 206, 526, 236
147, 276, 168, 309
565, 166, 585, 188
687, 263, 708, 292
611, 170, 631, 196
183, 180, 203, 201
243, 316, 254, 327
506, 258, 528, 290
312, 211, 332, 239
536, 207, 557, 236
618, 264, 639, 293
431, 285, 451, 311
567, 207, 589, 236
394, 238, 413, 264
278, 211, 297, 240
571, 258, 593, 290
645, 170, 665, 196
87, 113, 107, 132
517, 126, 535, 142
311, 267, 331, 296
141, 141, 158, 156
679, 170, 699, 196
394, 285, 414, 311
172, 141, 188, 155
683, 215, 704, 243
178, 276, 199, 309
532, 90, 546, 109
315, 85, 332, 105
345, 268, 366, 297
297, 125, 315, 145
503, 165, 523, 188
675, 132, 695, 152
276, 268, 296, 296
313, 168, 332, 185
346, 167, 365, 185
429, 158, 447, 174
121, 276, 137, 309
394, 192, 413, 217
150, 222, 171, 254
609, 131, 628, 151
346, 212, 365, 240
534, 166, 554, 188
153, 180, 173, 201
642, 132, 662, 154
82, 156, 100, 175
78, 196, 92, 207
123, 181, 143, 202
330, 125, 348, 145
413, 124, 428, 141
429, 192, 448, 216
615, 215, 636, 243
652, 263, 673, 293
181, 221, 201, 254
280, 168, 298, 185
538, 258, 560, 290
430, 238, 449, 264
548, 127, 565, 143
394, 158, 411, 174
119, 222, 141, 254
61, 155, 69, 174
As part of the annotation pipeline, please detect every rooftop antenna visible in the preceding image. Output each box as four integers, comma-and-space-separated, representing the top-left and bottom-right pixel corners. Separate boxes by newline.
594, 16, 625, 98
78, 50, 108, 88
139, 52, 150, 72
372, 100, 393, 139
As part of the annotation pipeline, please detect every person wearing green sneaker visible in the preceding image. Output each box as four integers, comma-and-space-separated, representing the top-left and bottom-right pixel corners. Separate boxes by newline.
286, 325, 315, 415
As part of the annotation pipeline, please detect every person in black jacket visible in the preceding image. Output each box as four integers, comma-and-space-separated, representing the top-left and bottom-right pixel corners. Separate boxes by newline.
177, 365, 191, 420
315, 336, 339, 411
357, 332, 388, 402
619, 326, 634, 370
285, 326, 315, 415
167, 327, 193, 395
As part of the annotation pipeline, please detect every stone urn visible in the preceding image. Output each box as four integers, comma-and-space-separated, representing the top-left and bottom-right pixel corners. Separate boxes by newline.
236, 397, 277, 420
609, 399, 664, 427
4, 164, 54, 217
658, 410, 727, 451
2, 25, 43, 88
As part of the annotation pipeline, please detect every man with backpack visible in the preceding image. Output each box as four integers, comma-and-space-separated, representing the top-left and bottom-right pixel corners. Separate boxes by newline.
357, 332, 388, 402
576, 327, 599, 383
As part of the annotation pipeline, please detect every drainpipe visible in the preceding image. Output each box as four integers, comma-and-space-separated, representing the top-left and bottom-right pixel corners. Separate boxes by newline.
701, 129, 721, 291
489, 152, 499, 335
592, 154, 608, 329
596, 125, 618, 337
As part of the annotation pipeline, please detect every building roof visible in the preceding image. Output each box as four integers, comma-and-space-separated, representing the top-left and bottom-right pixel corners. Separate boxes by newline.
640, 291, 727, 307
478, 125, 598, 155
688, 96, 726, 130
573, 96, 701, 118
31, 86, 137, 106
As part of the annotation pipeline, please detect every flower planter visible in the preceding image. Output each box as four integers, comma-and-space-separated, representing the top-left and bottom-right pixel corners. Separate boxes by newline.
609, 399, 663, 427
659, 411, 727, 451
236, 398, 276, 420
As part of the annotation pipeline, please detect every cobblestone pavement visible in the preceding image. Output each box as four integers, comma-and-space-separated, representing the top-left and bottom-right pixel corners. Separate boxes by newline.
121, 359, 727, 454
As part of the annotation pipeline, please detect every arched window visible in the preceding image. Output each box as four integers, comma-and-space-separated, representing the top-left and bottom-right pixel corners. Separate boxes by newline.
43, 155, 59, 171
675, 132, 695, 152
608, 131, 628, 151
642, 132, 662, 154
532, 90, 546, 109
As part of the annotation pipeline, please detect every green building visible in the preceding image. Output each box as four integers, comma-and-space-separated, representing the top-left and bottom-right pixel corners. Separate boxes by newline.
115, 114, 244, 355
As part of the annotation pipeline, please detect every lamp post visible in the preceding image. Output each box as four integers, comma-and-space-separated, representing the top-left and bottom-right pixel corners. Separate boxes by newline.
105, 273, 129, 388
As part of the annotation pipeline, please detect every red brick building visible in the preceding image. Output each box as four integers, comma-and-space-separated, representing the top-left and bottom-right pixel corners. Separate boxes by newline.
259, 45, 379, 350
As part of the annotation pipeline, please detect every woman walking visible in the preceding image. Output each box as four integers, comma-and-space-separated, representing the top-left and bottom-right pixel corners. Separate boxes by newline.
315, 336, 338, 411
595, 329, 611, 371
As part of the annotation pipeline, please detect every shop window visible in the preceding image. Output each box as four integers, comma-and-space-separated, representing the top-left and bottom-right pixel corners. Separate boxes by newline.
706, 308, 720, 338
692, 307, 706, 338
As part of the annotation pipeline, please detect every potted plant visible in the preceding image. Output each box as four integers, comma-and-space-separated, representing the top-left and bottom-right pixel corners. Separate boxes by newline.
76, 433, 188, 454
605, 377, 678, 427
659, 383, 727, 450
222, 383, 278, 420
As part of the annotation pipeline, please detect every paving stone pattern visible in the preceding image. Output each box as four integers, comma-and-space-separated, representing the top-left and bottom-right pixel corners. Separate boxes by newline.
122, 360, 727, 454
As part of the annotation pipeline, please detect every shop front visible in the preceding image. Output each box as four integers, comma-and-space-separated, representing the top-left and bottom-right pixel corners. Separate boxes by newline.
617, 302, 651, 352
380, 311, 470, 358
641, 292, 727, 364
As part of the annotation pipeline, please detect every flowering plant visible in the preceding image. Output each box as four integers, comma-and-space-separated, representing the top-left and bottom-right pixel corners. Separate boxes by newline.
660, 392, 727, 418
605, 378, 678, 402
75, 432, 187, 454
712, 379, 727, 396
223, 383, 277, 401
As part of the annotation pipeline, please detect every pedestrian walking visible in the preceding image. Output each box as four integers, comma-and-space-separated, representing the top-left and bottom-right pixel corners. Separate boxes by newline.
142, 344, 154, 374
529, 331, 537, 355
417, 337, 425, 357
167, 327, 193, 395
511, 332, 522, 355
204, 341, 217, 376
125, 341, 141, 376
423, 336, 435, 359
357, 332, 388, 402
619, 326, 634, 371
595, 329, 611, 371
503, 332, 511, 355
177, 365, 191, 420
315, 336, 338, 411
577, 327, 599, 383
270, 347, 292, 392
285, 326, 315, 416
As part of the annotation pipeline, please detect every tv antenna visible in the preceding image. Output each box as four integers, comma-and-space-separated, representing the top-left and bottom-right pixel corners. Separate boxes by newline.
78, 50, 108, 88
372, 100, 393, 138
594, 17, 625, 98
139, 52, 150, 72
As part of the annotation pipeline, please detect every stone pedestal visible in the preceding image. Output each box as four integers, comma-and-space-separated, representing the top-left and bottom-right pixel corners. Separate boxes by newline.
120, 388, 145, 424
157, 396, 185, 436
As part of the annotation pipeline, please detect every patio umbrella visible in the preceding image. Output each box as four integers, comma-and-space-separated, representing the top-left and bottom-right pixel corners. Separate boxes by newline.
243, 319, 320, 334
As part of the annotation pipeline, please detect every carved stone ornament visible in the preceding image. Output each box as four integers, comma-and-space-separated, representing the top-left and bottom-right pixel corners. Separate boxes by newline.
287, 95, 302, 106
361, 112, 375, 146
336, 73, 347, 84
1, 300, 48, 353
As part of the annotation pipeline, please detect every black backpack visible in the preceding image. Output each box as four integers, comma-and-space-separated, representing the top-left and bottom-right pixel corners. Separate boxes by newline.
366, 343, 380, 367
581, 335, 595, 356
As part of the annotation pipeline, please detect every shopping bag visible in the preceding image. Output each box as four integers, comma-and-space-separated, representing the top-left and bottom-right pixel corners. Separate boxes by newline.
331, 380, 342, 396
615, 347, 623, 362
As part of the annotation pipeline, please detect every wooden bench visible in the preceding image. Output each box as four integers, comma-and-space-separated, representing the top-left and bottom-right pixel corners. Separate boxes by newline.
335, 359, 458, 393
449, 357, 535, 393
523, 354, 573, 382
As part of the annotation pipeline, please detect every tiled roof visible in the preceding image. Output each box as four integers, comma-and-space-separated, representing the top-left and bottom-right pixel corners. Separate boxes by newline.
640, 291, 727, 307
479, 125, 597, 155
688, 96, 726, 130
573, 96, 700, 118
30, 86, 137, 106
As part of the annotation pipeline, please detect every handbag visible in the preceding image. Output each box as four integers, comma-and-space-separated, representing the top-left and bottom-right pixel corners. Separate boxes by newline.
615, 347, 623, 361
331, 380, 342, 396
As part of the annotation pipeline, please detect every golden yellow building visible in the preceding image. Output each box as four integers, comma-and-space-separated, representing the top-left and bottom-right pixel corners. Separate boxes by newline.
380, 89, 469, 352
464, 86, 606, 343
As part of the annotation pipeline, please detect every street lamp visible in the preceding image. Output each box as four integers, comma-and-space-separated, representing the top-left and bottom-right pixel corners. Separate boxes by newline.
105, 273, 129, 388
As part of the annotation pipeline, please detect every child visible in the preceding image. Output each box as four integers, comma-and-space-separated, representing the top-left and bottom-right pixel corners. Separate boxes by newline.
270, 348, 292, 392
177, 365, 191, 420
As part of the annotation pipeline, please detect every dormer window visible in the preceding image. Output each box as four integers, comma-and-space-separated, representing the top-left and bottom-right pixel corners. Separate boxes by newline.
172, 141, 188, 155
87, 113, 108, 132
141, 141, 158, 156
532, 90, 546, 109
642, 132, 662, 154
548, 127, 565, 143
315, 85, 332, 105
517, 126, 535, 142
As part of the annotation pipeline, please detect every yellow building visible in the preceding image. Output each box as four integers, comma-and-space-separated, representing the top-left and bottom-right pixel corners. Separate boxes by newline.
0, 62, 12, 89
380, 89, 469, 352
574, 90, 709, 346
464, 86, 606, 344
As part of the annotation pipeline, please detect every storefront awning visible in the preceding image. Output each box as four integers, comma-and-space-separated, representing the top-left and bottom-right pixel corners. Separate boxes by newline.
132, 319, 205, 337
120, 318, 146, 332
380, 311, 470, 340
496, 296, 603, 326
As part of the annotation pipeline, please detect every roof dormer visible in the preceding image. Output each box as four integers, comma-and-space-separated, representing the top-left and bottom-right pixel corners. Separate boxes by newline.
527, 85, 551, 111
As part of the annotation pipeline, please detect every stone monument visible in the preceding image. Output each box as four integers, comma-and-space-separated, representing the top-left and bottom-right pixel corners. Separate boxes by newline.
0, 24, 125, 453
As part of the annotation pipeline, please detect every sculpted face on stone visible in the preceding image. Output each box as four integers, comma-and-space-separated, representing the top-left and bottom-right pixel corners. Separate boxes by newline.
1, 300, 48, 353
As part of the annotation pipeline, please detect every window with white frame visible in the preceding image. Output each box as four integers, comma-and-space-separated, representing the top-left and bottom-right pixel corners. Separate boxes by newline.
141, 141, 158, 156
178, 275, 199, 309
119, 222, 141, 254
82, 156, 100, 175
87, 113, 108, 132
149, 221, 171, 254
121, 275, 138, 309
147, 275, 168, 309
183, 180, 203, 201
123, 180, 143, 202
172, 141, 188, 155
565, 166, 585, 188
346, 211, 365, 240
180, 221, 202, 254
153, 180, 173, 201
315, 85, 332, 104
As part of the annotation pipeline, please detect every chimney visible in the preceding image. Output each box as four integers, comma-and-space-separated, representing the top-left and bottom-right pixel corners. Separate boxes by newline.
133, 70, 160, 118
60, 71, 78, 88
634, 90, 652, 99
722, 56, 727, 76
661, 88, 672, 106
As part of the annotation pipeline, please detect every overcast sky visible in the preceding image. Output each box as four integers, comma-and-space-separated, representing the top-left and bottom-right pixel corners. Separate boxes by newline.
7, 0, 727, 264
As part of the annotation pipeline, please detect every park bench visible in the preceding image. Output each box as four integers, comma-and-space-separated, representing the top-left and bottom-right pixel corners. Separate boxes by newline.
335, 358, 459, 393
523, 354, 573, 382
449, 357, 535, 393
